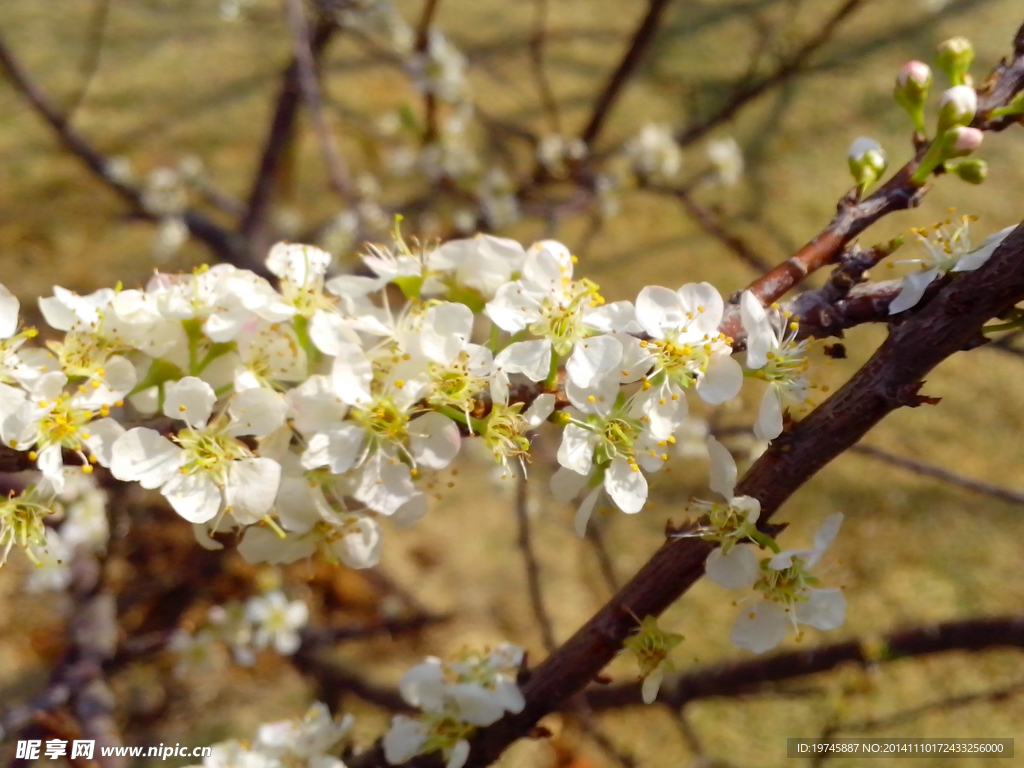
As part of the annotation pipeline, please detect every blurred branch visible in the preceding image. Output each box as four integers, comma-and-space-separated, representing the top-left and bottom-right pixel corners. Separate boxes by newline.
284, 0, 357, 206
848, 443, 1024, 505
674, 0, 866, 147
529, 0, 561, 134
585, 614, 1024, 709
0, 31, 254, 273
580, 0, 675, 148
3, 550, 125, 768
515, 469, 557, 653
415, 0, 443, 144
240, 15, 338, 264
64, 0, 111, 121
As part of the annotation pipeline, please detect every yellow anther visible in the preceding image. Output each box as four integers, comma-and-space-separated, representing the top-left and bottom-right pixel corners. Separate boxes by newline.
28, 451, 38, 461
179, 404, 187, 412
394, 379, 405, 389
81, 464, 94, 474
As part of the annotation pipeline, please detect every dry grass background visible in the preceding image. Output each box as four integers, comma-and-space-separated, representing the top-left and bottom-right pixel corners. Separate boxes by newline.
2, 0, 1024, 766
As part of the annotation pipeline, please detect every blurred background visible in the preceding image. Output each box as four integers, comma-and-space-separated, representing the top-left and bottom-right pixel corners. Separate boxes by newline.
2, 0, 1024, 766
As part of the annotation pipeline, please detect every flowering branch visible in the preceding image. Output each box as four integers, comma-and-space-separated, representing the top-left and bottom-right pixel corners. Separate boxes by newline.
584, 614, 1024, 709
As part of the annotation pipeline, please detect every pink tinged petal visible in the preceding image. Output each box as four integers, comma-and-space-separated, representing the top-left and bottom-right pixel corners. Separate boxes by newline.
605, 456, 647, 514
705, 546, 760, 589
635, 285, 683, 339
355, 453, 415, 515
753, 387, 784, 441
739, 291, 772, 369
524, 393, 555, 427
164, 377, 216, 426
448, 740, 471, 768
794, 588, 846, 631
226, 457, 282, 524
421, 302, 474, 363
494, 340, 551, 382
302, 424, 365, 473
162, 471, 222, 523
677, 282, 725, 335
642, 666, 664, 704
574, 487, 601, 537
228, 387, 287, 436
888, 267, 939, 314
110, 428, 185, 488
331, 343, 374, 404
565, 335, 623, 389
392, 493, 428, 529
0, 284, 19, 339
330, 516, 382, 569
409, 411, 461, 469
383, 716, 429, 764
730, 600, 788, 654
697, 353, 743, 405
83, 417, 126, 467
706, 435, 737, 499
557, 423, 597, 475
551, 466, 589, 503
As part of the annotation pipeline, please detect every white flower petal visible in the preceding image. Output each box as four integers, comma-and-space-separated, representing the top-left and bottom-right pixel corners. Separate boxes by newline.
888, 267, 939, 315
421, 302, 474, 363
0, 284, 19, 340
604, 456, 647, 514
705, 546, 759, 589
635, 285, 683, 339
494, 340, 551, 382
302, 424, 365, 474
574, 487, 600, 537
705, 435, 737, 499
753, 387, 784, 441
557, 423, 597, 475
229, 388, 287, 437
794, 588, 846, 630
730, 600, 788, 654
163, 471, 222, 523
565, 335, 622, 389
164, 376, 216, 426
226, 458, 282, 524
110, 428, 184, 489
331, 343, 374, 404
696, 353, 742, 405
409, 411, 461, 470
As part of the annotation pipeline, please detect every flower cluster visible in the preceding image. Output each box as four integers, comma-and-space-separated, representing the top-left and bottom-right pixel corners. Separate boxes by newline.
185, 702, 352, 768
684, 436, 846, 653
384, 644, 525, 768
170, 590, 309, 674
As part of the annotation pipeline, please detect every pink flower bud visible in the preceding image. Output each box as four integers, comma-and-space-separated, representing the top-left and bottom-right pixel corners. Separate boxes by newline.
897, 60, 932, 88
951, 126, 983, 154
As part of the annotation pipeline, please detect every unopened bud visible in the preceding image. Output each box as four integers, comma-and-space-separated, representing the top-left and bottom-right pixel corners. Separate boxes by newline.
936, 85, 977, 134
949, 125, 984, 155
948, 158, 988, 184
936, 37, 974, 86
894, 61, 932, 131
912, 125, 983, 184
847, 137, 887, 195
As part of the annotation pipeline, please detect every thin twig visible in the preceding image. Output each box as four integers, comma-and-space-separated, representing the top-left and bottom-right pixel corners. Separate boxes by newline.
284, 0, 357, 206
675, 0, 866, 147
586, 520, 620, 595
415, 0, 443, 144
529, 0, 561, 134
849, 444, 1024, 505
579, 0, 674, 147
64, 0, 112, 121
0, 31, 254, 272
668, 184, 774, 274
515, 468, 557, 653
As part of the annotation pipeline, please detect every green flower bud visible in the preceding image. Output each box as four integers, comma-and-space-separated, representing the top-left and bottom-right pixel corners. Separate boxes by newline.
948, 158, 988, 184
848, 137, 887, 196
894, 60, 932, 132
912, 126, 983, 184
936, 85, 977, 135
936, 36, 974, 86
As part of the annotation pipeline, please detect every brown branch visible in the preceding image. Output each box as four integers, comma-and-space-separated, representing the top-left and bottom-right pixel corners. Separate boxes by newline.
675, 0, 866, 147
848, 444, 1024, 505
415, 0, 443, 144
413, 216, 1024, 768
64, 0, 111, 121
529, 0, 561, 134
579, 0, 674, 148
666, 185, 774, 274
585, 614, 1024, 709
284, 0, 357, 206
515, 468, 557, 653
0, 31, 255, 273
240, 16, 338, 264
